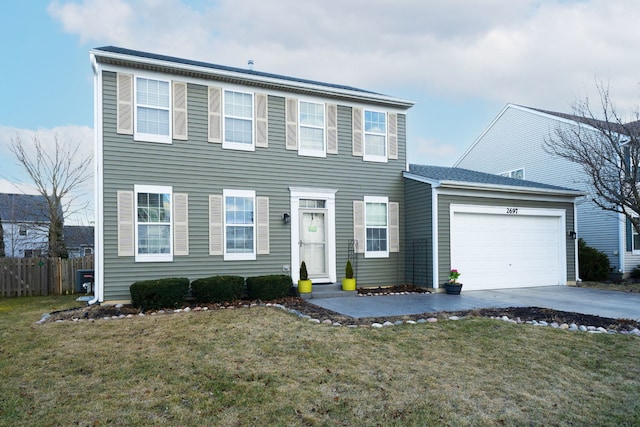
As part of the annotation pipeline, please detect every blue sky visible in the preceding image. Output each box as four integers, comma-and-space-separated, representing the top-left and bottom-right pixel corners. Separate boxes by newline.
2, 0, 640, 222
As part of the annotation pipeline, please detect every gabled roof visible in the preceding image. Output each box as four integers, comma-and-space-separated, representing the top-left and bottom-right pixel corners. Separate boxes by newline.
404, 164, 583, 197
91, 46, 415, 109
523, 105, 636, 136
0, 193, 50, 223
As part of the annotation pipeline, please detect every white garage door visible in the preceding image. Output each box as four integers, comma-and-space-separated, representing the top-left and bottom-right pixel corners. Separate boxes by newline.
450, 205, 566, 290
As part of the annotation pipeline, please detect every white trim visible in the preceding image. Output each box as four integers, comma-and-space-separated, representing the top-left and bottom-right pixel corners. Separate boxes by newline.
498, 167, 525, 180
362, 109, 388, 163
133, 73, 172, 144
222, 90, 255, 151
297, 99, 326, 158
91, 53, 104, 303
134, 184, 173, 262
619, 211, 626, 273
223, 189, 257, 261
432, 188, 439, 289
290, 188, 337, 283
364, 196, 389, 259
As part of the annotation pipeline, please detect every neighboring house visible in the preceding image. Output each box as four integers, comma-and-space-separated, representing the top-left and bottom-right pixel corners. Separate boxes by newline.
454, 103, 640, 276
90, 46, 414, 303
0, 193, 50, 258
64, 225, 95, 258
403, 165, 582, 290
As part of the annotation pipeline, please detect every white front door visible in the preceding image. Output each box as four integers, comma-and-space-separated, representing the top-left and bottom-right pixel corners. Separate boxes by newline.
299, 209, 328, 280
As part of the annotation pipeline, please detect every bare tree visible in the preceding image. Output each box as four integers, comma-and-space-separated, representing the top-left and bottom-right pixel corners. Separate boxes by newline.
10, 134, 92, 258
544, 82, 640, 233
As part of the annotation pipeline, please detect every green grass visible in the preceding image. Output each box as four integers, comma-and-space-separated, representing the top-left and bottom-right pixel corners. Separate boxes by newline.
1, 296, 640, 426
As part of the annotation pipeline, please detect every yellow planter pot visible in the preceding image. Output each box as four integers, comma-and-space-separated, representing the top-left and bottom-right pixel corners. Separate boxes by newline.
342, 278, 356, 291
298, 279, 312, 294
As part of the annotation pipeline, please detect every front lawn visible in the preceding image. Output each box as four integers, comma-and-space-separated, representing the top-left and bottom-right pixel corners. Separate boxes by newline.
1, 295, 639, 426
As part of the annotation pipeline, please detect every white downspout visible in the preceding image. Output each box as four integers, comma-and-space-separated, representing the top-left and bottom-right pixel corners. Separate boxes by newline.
619, 212, 626, 275
432, 187, 439, 289
88, 54, 103, 305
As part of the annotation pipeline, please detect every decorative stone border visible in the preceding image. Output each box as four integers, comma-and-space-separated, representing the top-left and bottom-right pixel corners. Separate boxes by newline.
37, 302, 640, 336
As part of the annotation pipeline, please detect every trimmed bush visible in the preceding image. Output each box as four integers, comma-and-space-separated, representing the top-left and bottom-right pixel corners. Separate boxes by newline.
191, 275, 245, 303
631, 266, 640, 280
130, 277, 190, 310
246, 275, 293, 300
578, 238, 610, 282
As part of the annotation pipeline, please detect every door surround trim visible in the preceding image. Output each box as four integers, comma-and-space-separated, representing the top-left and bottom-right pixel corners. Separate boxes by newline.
290, 187, 337, 283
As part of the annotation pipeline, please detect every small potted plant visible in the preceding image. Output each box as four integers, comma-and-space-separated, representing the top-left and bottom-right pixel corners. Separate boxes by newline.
342, 259, 356, 291
298, 261, 312, 293
445, 269, 462, 295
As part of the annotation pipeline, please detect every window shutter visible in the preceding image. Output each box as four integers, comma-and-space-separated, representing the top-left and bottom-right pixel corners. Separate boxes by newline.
209, 195, 223, 255
352, 107, 363, 157
208, 86, 222, 143
117, 190, 134, 256
627, 217, 633, 252
172, 81, 188, 140
173, 193, 189, 255
389, 202, 399, 253
117, 73, 134, 135
388, 112, 398, 160
353, 200, 365, 253
285, 97, 298, 150
255, 93, 268, 148
327, 103, 338, 154
256, 196, 270, 255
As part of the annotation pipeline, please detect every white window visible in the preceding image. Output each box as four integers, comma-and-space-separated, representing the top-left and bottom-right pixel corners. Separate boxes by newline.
134, 77, 171, 144
18, 224, 27, 236
499, 168, 525, 180
364, 110, 387, 162
632, 216, 640, 254
364, 196, 389, 258
224, 189, 256, 260
299, 101, 325, 157
135, 185, 172, 262
224, 90, 254, 151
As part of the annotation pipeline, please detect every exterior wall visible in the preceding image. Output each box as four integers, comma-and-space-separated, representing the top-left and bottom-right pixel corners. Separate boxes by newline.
455, 105, 620, 270
101, 71, 407, 301
403, 178, 433, 287
436, 193, 576, 286
2, 222, 48, 258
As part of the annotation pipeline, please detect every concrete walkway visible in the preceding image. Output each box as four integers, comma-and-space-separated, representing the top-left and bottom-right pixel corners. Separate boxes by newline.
308, 286, 640, 321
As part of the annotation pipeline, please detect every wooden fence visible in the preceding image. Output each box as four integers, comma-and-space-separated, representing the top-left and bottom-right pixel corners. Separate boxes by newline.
0, 256, 94, 297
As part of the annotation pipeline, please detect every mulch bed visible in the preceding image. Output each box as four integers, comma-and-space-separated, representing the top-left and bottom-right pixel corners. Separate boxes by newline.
47, 285, 640, 331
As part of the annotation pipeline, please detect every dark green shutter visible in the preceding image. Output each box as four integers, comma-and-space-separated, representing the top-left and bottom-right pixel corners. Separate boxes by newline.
626, 217, 633, 252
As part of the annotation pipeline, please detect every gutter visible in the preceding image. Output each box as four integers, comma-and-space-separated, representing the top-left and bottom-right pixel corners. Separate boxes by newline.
90, 48, 416, 109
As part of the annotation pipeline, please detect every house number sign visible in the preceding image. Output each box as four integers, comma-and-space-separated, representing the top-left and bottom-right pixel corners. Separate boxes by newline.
506, 208, 519, 214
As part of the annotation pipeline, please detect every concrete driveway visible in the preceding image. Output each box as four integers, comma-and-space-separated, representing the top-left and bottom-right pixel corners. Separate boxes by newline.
308, 286, 640, 321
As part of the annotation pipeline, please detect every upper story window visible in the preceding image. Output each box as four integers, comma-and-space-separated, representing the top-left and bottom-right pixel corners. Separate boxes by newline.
135, 185, 172, 262
364, 196, 389, 258
223, 90, 254, 151
135, 77, 171, 144
364, 110, 387, 162
224, 189, 256, 260
18, 224, 27, 236
299, 101, 325, 157
499, 168, 525, 180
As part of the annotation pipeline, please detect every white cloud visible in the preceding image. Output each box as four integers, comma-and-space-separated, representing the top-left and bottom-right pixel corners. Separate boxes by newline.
48, 0, 640, 119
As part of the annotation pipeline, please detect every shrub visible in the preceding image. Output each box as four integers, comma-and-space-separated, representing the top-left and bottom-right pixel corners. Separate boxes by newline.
130, 277, 190, 310
345, 259, 354, 279
578, 238, 610, 282
631, 266, 640, 280
191, 275, 245, 303
246, 275, 293, 300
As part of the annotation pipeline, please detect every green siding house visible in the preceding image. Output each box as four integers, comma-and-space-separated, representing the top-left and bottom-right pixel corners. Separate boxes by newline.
90, 46, 414, 303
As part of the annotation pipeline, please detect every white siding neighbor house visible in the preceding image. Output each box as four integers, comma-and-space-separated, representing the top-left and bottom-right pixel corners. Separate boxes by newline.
455, 104, 640, 276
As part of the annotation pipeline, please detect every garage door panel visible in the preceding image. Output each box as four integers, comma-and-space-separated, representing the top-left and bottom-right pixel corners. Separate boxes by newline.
451, 210, 564, 291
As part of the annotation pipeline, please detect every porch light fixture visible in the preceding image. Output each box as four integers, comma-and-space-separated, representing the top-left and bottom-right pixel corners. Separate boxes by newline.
567, 230, 577, 240
283, 213, 290, 225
